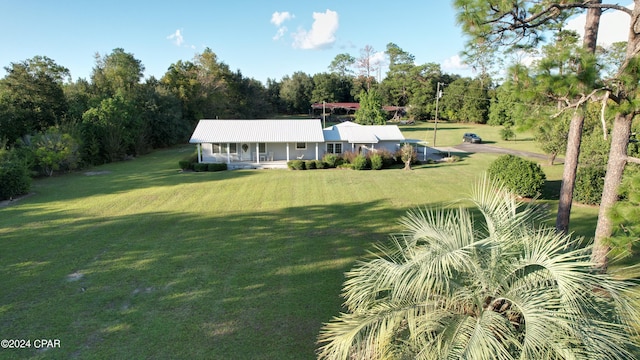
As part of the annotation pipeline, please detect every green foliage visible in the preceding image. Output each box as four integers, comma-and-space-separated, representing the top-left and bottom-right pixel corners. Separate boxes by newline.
0, 160, 31, 200
536, 116, 569, 165
354, 90, 387, 125
287, 160, 305, 170
193, 163, 208, 172
499, 125, 515, 141
488, 154, 546, 197
322, 153, 341, 168
370, 153, 383, 170
0, 56, 69, 144
314, 160, 325, 169
573, 165, 605, 205
352, 154, 367, 170
30, 128, 80, 176
178, 160, 192, 170
440, 77, 490, 123
608, 167, 640, 257
305, 160, 316, 170
318, 179, 639, 360
207, 163, 227, 172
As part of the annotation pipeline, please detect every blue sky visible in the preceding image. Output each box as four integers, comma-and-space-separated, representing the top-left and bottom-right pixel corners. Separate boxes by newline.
0, 1, 632, 84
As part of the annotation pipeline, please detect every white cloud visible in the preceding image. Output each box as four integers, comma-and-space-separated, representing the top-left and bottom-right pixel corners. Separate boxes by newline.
271, 11, 294, 27
271, 11, 294, 40
565, 3, 633, 46
292, 9, 339, 50
442, 55, 468, 71
167, 29, 184, 47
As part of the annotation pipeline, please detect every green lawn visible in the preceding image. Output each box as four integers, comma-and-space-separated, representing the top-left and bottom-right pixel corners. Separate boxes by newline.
0, 130, 607, 359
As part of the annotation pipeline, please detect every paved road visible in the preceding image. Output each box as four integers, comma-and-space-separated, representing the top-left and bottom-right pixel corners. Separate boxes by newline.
433, 143, 563, 164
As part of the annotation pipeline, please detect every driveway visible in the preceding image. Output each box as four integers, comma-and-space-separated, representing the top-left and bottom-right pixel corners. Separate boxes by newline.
433, 143, 562, 164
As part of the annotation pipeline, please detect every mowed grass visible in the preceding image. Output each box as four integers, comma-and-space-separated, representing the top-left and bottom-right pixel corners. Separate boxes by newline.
0, 127, 603, 359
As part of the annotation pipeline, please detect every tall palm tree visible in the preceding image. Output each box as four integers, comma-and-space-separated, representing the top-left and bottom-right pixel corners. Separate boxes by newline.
317, 177, 638, 359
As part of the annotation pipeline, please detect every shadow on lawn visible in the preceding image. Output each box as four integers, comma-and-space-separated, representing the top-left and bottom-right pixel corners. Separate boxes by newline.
0, 199, 420, 359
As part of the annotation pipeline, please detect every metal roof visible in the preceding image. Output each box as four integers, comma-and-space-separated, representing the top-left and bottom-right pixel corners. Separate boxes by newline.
189, 119, 325, 143
322, 121, 405, 144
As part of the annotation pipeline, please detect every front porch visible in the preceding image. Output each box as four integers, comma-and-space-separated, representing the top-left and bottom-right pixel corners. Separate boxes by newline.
226, 160, 289, 170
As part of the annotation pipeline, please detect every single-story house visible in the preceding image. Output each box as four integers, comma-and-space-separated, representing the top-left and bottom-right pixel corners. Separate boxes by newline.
188, 119, 405, 165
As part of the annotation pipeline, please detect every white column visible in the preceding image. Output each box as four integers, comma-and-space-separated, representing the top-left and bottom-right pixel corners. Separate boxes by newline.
197, 143, 202, 163
226, 143, 231, 164
286, 143, 290, 161
315, 143, 318, 160
256, 143, 260, 163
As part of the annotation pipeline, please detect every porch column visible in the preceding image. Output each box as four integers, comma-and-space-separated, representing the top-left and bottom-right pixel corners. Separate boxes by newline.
226, 143, 230, 164
286, 143, 290, 161
256, 143, 260, 163
315, 143, 318, 160
197, 143, 202, 163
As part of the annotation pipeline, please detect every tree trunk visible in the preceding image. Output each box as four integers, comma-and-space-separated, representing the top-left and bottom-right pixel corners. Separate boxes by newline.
555, 109, 584, 234
592, 112, 633, 270
555, 2, 602, 234
583, 1, 602, 53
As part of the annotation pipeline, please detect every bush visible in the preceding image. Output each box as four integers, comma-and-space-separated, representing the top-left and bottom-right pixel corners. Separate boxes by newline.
305, 160, 316, 170
370, 154, 383, 170
208, 163, 227, 172
352, 154, 368, 170
374, 149, 396, 168
193, 163, 209, 172
322, 153, 342, 168
488, 155, 546, 198
573, 166, 605, 205
500, 126, 516, 141
288, 160, 305, 170
178, 160, 192, 170
314, 160, 326, 169
0, 161, 31, 200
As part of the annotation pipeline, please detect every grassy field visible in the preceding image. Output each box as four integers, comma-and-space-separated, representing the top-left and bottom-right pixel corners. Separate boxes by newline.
0, 122, 607, 359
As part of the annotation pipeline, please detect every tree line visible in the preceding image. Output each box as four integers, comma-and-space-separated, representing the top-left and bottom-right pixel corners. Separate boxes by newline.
0, 43, 496, 176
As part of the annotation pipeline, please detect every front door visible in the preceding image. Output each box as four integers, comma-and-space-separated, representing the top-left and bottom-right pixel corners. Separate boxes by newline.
241, 143, 251, 161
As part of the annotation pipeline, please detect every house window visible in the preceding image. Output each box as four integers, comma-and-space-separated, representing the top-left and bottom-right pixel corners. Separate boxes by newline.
326, 143, 342, 154
259, 143, 266, 153
212, 143, 222, 154
295, 142, 307, 150
228, 143, 237, 153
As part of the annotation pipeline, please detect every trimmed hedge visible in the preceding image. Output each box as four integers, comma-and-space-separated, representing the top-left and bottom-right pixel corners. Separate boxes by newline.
287, 160, 305, 170
488, 155, 546, 198
207, 163, 228, 172
193, 163, 209, 172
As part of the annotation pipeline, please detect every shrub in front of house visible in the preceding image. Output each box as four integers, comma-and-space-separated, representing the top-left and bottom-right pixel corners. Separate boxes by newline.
179, 160, 192, 170
314, 160, 326, 169
352, 154, 368, 170
573, 165, 605, 205
376, 149, 396, 168
370, 154, 383, 170
342, 151, 358, 164
488, 155, 546, 198
193, 163, 209, 172
305, 160, 316, 170
208, 163, 227, 172
322, 154, 341, 168
288, 160, 306, 170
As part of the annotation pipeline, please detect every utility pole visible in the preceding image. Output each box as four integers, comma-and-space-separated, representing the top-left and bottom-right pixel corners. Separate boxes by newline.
433, 82, 443, 148
322, 101, 326, 128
